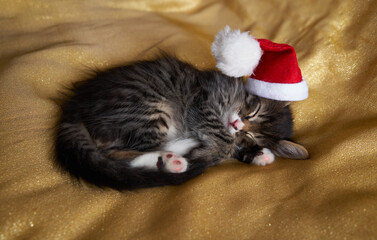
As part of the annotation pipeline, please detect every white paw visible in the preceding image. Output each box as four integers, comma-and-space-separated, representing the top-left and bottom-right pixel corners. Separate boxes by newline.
160, 152, 188, 173
251, 148, 275, 166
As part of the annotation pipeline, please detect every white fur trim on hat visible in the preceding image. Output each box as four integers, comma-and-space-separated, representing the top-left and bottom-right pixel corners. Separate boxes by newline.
211, 26, 262, 78
245, 77, 309, 101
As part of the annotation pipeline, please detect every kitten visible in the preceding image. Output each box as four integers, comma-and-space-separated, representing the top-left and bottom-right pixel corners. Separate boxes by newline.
55, 56, 246, 190
234, 94, 309, 166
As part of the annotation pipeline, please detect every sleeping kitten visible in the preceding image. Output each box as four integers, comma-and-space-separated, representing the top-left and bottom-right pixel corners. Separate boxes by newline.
55, 56, 246, 190
234, 94, 309, 166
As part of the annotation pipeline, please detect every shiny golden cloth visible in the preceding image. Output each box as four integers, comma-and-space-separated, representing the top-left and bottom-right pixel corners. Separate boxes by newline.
0, 0, 376, 239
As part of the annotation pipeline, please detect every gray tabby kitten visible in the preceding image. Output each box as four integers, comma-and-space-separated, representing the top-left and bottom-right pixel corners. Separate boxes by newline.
55, 56, 245, 190
55, 56, 309, 190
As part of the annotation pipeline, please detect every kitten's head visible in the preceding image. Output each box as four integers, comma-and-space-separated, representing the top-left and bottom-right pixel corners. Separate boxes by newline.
199, 72, 246, 135
236, 94, 309, 159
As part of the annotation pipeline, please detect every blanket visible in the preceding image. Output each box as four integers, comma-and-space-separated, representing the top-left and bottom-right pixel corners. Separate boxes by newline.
0, 0, 376, 239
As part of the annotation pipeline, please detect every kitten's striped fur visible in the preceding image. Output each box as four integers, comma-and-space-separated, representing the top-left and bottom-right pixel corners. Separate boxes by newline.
55, 56, 245, 190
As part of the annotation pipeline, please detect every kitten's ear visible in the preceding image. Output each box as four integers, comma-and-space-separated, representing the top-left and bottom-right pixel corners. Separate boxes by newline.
272, 140, 309, 160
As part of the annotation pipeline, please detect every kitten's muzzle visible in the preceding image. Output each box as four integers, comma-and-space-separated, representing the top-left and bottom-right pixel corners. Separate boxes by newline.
230, 119, 245, 131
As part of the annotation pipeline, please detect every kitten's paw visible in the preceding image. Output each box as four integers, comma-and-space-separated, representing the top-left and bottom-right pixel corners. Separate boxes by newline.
251, 148, 275, 166
158, 152, 188, 173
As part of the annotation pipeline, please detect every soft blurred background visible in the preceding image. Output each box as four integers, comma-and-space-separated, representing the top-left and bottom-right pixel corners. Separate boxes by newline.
0, 0, 376, 239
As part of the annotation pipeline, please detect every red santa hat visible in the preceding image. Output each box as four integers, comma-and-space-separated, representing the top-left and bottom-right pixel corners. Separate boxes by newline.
211, 26, 308, 101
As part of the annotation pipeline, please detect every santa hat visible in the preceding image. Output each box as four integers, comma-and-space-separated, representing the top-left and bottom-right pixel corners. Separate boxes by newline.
211, 26, 308, 101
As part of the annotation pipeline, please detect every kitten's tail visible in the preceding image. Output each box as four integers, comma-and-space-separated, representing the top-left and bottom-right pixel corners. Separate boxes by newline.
55, 122, 207, 190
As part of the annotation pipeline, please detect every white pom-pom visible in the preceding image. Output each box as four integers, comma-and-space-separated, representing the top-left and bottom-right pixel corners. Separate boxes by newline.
211, 26, 262, 78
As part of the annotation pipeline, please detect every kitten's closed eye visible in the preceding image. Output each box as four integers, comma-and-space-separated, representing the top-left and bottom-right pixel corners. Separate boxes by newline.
240, 96, 261, 121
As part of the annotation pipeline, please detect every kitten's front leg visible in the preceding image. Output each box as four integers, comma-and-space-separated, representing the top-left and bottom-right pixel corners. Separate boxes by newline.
236, 147, 275, 166
248, 148, 275, 166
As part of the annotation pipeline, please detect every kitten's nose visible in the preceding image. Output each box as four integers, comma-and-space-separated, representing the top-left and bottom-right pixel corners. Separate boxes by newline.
230, 119, 245, 131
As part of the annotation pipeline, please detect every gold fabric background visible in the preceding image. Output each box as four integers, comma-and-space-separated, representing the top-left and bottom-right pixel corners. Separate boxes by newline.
0, 0, 376, 239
